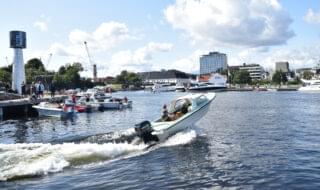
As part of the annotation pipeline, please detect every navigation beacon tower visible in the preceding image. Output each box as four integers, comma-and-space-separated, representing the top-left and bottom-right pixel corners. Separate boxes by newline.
10, 31, 26, 94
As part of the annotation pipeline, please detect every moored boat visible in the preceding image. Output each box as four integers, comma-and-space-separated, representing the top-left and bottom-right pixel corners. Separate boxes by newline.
32, 101, 76, 118
175, 84, 186, 92
152, 83, 176, 93
188, 73, 227, 92
76, 96, 132, 111
298, 79, 320, 91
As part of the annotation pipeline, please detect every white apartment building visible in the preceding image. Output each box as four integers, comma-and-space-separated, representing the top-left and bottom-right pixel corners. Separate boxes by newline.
200, 52, 228, 75
239, 63, 265, 80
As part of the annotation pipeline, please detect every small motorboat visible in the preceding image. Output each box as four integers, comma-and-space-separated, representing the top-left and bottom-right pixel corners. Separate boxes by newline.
76, 96, 132, 111
175, 84, 186, 92
75, 101, 101, 113
152, 83, 176, 93
188, 73, 227, 92
33, 100, 76, 118
106, 97, 132, 109
298, 79, 320, 92
134, 93, 216, 143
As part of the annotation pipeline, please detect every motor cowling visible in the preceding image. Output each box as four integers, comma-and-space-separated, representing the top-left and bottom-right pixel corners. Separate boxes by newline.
135, 120, 159, 143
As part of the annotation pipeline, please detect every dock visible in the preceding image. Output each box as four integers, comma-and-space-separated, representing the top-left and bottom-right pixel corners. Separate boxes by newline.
0, 95, 68, 120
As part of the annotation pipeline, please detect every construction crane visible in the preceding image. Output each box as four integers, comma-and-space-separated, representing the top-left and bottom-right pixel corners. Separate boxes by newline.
5, 56, 9, 65
47, 53, 52, 68
84, 41, 97, 82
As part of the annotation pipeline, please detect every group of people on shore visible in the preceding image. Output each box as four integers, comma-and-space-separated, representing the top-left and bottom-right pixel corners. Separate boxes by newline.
3, 80, 56, 99
29, 81, 45, 99
19, 81, 56, 99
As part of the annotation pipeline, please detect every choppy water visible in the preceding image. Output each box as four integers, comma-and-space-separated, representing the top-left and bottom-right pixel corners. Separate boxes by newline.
1, 91, 320, 189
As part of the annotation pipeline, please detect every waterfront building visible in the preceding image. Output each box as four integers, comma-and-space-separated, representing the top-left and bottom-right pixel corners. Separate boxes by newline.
200, 52, 228, 75
95, 76, 115, 84
138, 69, 194, 84
275, 61, 289, 72
239, 63, 265, 80
229, 63, 265, 80
275, 61, 296, 80
296, 66, 320, 79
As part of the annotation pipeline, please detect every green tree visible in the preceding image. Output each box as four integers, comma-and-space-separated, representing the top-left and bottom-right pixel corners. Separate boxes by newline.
0, 68, 11, 83
218, 69, 228, 77
115, 70, 142, 89
272, 71, 287, 85
0, 64, 12, 73
302, 70, 313, 80
25, 58, 51, 84
233, 70, 252, 85
53, 62, 85, 90
25, 58, 45, 71
228, 69, 238, 84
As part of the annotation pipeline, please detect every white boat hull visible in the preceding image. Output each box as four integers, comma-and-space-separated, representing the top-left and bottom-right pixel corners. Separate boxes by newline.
188, 85, 226, 91
299, 79, 320, 92
298, 86, 320, 91
149, 93, 215, 142
33, 106, 75, 118
152, 99, 211, 141
102, 102, 121, 109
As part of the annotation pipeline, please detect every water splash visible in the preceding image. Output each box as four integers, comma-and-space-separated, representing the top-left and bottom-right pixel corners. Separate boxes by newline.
0, 129, 198, 181
161, 130, 197, 147
0, 142, 147, 181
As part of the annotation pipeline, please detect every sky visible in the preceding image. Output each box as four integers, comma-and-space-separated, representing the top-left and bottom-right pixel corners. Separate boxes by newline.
1, 0, 320, 77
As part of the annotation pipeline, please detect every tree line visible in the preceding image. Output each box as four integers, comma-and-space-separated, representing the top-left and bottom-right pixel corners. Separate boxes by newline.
0, 58, 142, 90
1, 57, 315, 90
227, 69, 304, 86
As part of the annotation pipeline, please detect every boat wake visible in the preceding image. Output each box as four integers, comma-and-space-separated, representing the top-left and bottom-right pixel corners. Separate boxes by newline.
0, 129, 197, 181
161, 130, 197, 147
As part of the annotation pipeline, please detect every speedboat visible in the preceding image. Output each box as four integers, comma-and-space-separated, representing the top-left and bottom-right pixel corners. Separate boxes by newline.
77, 88, 111, 101
103, 97, 132, 109
188, 82, 226, 91
76, 96, 132, 111
298, 79, 320, 91
188, 73, 227, 92
175, 83, 186, 92
134, 93, 216, 143
32, 101, 76, 118
152, 83, 176, 93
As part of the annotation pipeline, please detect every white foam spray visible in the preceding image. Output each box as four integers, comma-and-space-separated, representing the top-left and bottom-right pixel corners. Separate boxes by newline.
0, 142, 147, 181
161, 130, 197, 147
0, 130, 198, 181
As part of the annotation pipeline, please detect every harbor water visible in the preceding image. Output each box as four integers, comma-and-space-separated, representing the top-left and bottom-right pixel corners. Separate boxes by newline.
1, 91, 320, 189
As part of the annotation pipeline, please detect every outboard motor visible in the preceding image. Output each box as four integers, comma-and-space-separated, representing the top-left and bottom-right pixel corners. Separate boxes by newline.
135, 120, 159, 143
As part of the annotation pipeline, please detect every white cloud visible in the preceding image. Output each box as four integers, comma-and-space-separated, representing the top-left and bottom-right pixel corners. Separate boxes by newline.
109, 42, 173, 74
224, 45, 320, 71
304, 8, 320, 24
49, 21, 131, 58
164, 0, 294, 48
43, 21, 134, 73
263, 46, 320, 69
33, 21, 48, 31
170, 50, 206, 73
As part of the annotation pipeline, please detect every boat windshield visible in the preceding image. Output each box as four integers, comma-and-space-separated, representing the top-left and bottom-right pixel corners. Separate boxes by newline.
195, 95, 208, 106
168, 98, 191, 114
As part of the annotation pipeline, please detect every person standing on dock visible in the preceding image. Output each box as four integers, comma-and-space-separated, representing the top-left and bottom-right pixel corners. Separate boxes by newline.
21, 81, 26, 97
5, 83, 10, 93
30, 82, 36, 97
35, 81, 39, 98
38, 81, 45, 99
49, 82, 56, 98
